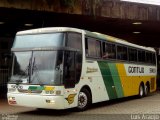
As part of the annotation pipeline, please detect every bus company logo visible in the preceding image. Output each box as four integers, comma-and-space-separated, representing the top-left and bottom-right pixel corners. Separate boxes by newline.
65, 94, 76, 104
128, 66, 144, 73
86, 67, 98, 73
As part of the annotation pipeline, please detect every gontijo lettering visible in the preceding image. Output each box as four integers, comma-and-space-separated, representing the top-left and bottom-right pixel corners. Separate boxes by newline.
128, 66, 144, 73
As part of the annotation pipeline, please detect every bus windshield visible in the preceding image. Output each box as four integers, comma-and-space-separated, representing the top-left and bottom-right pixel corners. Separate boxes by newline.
13, 33, 65, 48
9, 32, 82, 85
10, 51, 64, 85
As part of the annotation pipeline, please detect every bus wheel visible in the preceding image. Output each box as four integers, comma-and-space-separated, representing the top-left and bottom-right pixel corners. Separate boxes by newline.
144, 84, 149, 96
139, 84, 144, 98
77, 88, 91, 111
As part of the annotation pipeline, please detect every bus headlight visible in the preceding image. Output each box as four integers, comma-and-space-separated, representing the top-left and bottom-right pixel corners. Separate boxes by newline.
8, 96, 17, 104
8, 96, 15, 101
8, 88, 16, 92
45, 90, 54, 94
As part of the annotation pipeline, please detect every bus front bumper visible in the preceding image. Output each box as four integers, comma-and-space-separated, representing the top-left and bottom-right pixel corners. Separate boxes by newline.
7, 93, 65, 109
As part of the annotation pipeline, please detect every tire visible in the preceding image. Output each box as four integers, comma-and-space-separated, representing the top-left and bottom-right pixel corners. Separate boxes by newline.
138, 84, 144, 98
77, 88, 91, 111
144, 84, 149, 96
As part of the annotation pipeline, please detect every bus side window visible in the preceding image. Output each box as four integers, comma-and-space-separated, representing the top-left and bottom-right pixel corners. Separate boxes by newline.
117, 45, 127, 60
128, 48, 137, 62
107, 43, 116, 59
102, 42, 108, 59
146, 52, 152, 64
152, 53, 156, 64
85, 37, 101, 58
67, 32, 82, 50
102, 42, 116, 59
75, 52, 82, 84
138, 50, 145, 62
85, 38, 89, 56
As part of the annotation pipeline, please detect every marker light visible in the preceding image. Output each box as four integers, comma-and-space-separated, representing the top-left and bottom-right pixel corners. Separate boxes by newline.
132, 22, 142, 25
0, 22, 5, 24
24, 23, 33, 27
133, 32, 141, 34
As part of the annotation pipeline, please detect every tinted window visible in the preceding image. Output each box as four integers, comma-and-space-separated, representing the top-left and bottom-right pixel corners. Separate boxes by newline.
117, 45, 127, 60
152, 53, 156, 64
146, 52, 156, 64
102, 42, 116, 59
138, 50, 145, 62
64, 51, 75, 88
67, 33, 82, 50
146, 52, 152, 63
75, 52, 82, 83
14, 33, 65, 48
128, 48, 137, 62
85, 37, 101, 58
67, 33, 82, 83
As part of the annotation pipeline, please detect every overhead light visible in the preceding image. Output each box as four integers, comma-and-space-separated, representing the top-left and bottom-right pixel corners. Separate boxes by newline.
133, 32, 141, 34
132, 22, 142, 25
121, 0, 160, 5
24, 23, 33, 27
0, 22, 5, 24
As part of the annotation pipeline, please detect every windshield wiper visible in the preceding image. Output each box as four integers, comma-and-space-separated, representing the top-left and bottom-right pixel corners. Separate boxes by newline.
11, 57, 32, 84
30, 57, 43, 84
17, 58, 31, 83
28, 57, 32, 83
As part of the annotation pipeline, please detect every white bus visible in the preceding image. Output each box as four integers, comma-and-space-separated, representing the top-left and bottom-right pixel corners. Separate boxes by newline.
7, 27, 157, 111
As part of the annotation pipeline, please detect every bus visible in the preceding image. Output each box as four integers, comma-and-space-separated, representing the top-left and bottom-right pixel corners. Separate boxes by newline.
7, 27, 157, 111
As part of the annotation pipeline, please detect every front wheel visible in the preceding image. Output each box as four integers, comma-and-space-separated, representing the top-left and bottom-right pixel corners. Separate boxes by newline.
77, 88, 91, 111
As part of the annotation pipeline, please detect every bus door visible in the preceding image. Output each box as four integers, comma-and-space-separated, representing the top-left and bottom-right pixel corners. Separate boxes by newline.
64, 51, 78, 108
64, 51, 76, 88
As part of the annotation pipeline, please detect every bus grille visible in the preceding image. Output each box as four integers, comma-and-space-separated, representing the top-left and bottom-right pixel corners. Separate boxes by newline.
18, 89, 42, 93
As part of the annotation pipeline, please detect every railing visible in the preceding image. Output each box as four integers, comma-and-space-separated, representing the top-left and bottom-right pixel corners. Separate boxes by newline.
0, 69, 9, 98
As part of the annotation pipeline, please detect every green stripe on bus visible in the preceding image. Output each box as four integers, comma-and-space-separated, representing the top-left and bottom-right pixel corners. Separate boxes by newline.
108, 63, 124, 98
98, 61, 117, 99
28, 86, 44, 91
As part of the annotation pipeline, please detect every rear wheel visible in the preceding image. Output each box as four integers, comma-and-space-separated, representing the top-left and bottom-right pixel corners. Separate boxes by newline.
77, 88, 91, 111
144, 84, 150, 96
139, 84, 144, 98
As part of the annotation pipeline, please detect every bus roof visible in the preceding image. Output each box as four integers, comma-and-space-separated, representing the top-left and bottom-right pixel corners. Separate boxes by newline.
16, 27, 155, 52
16, 27, 83, 35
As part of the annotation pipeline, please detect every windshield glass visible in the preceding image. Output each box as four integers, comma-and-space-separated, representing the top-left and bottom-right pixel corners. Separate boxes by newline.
10, 51, 64, 85
13, 33, 65, 48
